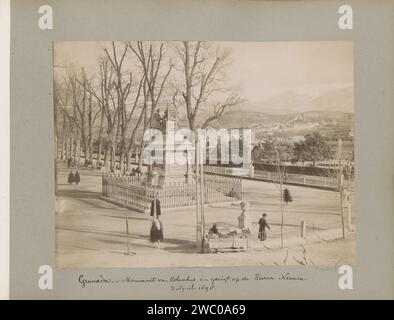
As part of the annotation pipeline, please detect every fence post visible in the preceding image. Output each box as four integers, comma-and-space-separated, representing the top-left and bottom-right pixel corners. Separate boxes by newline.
240, 177, 243, 200
347, 203, 353, 231
102, 171, 243, 210
301, 221, 306, 238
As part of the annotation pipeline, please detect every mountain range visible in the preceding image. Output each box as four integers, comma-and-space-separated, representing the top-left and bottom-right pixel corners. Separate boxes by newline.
231, 86, 353, 114
213, 86, 354, 141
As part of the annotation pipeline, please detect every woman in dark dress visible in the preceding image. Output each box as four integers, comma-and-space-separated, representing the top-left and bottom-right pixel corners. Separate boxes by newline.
150, 217, 163, 248
258, 213, 270, 241
67, 171, 74, 184
209, 223, 219, 235
283, 188, 293, 205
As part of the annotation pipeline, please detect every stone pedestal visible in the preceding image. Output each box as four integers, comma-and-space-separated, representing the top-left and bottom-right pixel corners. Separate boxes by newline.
148, 105, 194, 185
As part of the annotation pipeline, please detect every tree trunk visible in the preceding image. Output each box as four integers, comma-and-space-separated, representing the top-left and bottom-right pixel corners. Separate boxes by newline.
138, 142, 145, 172
89, 142, 93, 164
69, 134, 74, 159
96, 141, 102, 167
275, 149, 284, 249
75, 136, 81, 167
60, 115, 67, 160
96, 110, 105, 166
103, 143, 110, 168
183, 42, 196, 131
81, 137, 87, 166
64, 137, 69, 159
110, 141, 116, 171
87, 92, 93, 164
280, 182, 284, 249
119, 150, 125, 174
126, 149, 132, 172
61, 131, 67, 160
138, 121, 147, 172
87, 142, 93, 164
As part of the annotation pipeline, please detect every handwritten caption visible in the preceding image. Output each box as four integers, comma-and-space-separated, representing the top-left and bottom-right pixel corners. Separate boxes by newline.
78, 272, 307, 293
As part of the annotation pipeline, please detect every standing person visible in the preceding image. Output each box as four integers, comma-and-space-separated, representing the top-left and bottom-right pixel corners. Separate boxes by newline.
249, 165, 255, 178
283, 188, 293, 205
258, 213, 271, 241
67, 157, 72, 168
150, 198, 161, 218
67, 171, 74, 184
150, 217, 163, 249
238, 202, 252, 234
136, 167, 141, 177
74, 170, 80, 185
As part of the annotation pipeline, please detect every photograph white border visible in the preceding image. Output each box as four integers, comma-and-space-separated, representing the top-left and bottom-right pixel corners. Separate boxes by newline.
0, 0, 10, 301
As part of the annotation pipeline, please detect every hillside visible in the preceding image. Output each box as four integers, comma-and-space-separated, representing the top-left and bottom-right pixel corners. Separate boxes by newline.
214, 87, 354, 141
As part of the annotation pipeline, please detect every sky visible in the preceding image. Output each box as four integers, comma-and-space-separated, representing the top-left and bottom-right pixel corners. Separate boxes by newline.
225, 41, 353, 101
54, 40, 353, 112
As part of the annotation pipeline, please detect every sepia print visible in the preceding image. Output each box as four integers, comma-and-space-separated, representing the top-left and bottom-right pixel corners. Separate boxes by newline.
54, 41, 355, 268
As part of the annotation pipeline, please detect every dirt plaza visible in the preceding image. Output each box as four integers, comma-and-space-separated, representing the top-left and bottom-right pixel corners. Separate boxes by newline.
55, 165, 356, 268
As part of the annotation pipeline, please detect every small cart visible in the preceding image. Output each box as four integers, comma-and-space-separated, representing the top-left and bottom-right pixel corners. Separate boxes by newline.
205, 234, 252, 253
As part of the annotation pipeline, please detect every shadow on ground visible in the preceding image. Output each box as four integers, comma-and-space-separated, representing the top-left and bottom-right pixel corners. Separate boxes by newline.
56, 189, 102, 199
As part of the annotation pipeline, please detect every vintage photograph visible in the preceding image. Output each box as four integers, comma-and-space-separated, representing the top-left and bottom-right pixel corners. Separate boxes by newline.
54, 41, 355, 268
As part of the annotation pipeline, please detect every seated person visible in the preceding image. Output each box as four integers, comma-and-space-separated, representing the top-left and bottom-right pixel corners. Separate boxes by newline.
208, 223, 219, 235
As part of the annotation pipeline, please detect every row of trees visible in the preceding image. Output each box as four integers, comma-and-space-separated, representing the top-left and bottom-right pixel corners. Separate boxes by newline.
252, 132, 354, 165
55, 41, 241, 172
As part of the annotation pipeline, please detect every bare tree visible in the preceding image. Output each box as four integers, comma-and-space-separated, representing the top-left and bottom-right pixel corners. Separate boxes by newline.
175, 41, 240, 130
80, 58, 118, 171
136, 77, 150, 172
76, 68, 103, 165
96, 59, 117, 170
294, 137, 354, 238
54, 80, 69, 160
56, 68, 102, 167
104, 42, 134, 172
324, 139, 354, 238
54, 72, 83, 165
128, 41, 173, 171
125, 75, 145, 172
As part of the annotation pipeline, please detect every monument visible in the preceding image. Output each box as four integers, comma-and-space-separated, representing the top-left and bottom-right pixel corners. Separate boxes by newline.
148, 104, 194, 185
102, 104, 242, 212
